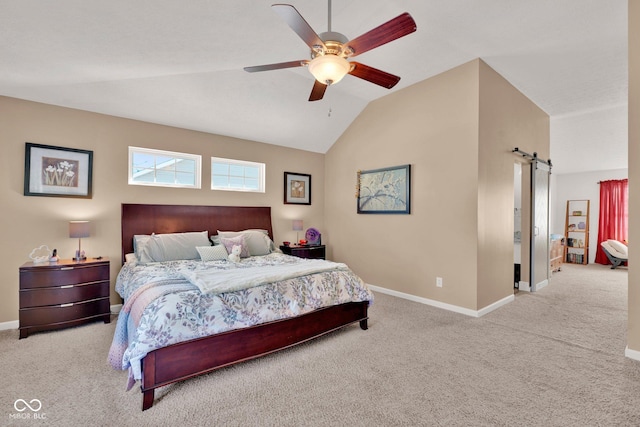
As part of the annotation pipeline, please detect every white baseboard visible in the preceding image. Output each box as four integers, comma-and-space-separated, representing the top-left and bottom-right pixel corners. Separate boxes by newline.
625, 346, 640, 361
0, 320, 19, 331
111, 304, 122, 315
518, 279, 549, 293
535, 279, 549, 292
367, 284, 514, 317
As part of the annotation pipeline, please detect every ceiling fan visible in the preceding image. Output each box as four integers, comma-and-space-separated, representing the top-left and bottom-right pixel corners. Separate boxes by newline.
244, 2, 417, 101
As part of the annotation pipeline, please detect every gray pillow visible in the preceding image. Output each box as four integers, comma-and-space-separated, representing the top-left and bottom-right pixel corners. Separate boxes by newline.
134, 231, 210, 263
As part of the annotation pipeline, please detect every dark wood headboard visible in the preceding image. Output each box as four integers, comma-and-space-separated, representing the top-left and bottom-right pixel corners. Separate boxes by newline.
121, 204, 273, 263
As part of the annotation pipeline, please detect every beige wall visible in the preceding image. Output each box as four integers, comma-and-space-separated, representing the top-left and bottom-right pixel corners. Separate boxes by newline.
478, 60, 549, 306
325, 59, 549, 311
628, 0, 640, 351
0, 96, 325, 323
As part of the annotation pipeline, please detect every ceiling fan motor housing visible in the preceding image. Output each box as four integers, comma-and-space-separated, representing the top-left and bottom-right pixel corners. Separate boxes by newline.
313, 31, 349, 58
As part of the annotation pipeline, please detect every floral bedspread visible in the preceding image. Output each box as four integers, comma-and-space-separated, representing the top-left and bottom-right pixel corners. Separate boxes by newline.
108, 253, 373, 386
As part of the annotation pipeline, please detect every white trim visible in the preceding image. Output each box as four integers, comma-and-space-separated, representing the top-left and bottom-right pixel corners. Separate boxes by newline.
111, 304, 122, 315
128, 146, 202, 189
535, 278, 549, 292
367, 284, 514, 317
211, 157, 265, 193
625, 346, 640, 362
477, 294, 515, 317
0, 320, 18, 331
518, 277, 550, 293
518, 281, 531, 292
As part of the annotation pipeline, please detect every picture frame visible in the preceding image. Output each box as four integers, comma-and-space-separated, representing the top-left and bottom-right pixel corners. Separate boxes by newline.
24, 142, 93, 198
284, 172, 311, 205
357, 164, 411, 214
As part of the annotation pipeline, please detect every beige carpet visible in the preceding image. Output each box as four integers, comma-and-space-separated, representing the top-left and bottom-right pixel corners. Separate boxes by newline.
1, 263, 639, 426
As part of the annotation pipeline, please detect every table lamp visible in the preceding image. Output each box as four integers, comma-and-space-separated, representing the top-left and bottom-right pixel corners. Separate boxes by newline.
69, 220, 90, 261
292, 219, 303, 244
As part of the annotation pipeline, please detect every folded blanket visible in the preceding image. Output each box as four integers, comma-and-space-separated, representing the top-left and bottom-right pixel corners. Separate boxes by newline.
107, 279, 195, 374
179, 259, 348, 295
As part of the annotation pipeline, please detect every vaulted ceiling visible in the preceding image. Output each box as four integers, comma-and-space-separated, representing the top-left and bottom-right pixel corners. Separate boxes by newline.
0, 1, 628, 174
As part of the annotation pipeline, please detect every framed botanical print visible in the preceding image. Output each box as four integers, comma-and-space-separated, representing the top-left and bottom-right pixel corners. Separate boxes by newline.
24, 143, 93, 198
284, 171, 311, 205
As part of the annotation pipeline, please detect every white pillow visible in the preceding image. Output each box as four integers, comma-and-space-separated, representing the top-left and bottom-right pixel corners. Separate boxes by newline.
134, 231, 210, 263
607, 240, 628, 256
217, 230, 273, 256
196, 245, 229, 261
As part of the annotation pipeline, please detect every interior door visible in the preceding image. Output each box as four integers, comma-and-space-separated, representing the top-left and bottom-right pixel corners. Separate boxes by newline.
530, 160, 551, 292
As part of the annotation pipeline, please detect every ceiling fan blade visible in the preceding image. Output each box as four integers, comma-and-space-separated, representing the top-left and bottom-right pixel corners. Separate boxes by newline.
343, 12, 417, 57
309, 80, 327, 101
244, 60, 308, 73
272, 4, 326, 52
348, 62, 401, 89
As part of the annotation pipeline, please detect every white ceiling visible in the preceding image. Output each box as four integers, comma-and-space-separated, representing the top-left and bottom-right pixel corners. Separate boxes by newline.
0, 0, 628, 175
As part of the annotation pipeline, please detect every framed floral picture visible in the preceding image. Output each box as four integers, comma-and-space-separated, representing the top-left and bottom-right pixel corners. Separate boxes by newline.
357, 164, 411, 214
24, 143, 93, 198
284, 171, 311, 205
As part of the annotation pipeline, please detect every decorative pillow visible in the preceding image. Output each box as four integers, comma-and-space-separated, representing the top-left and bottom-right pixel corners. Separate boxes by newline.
607, 240, 628, 256
220, 235, 250, 258
124, 253, 138, 264
134, 231, 210, 263
217, 229, 273, 256
196, 245, 229, 261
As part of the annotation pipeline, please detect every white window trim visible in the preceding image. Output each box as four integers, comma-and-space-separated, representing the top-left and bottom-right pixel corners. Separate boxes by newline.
211, 157, 265, 193
128, 146, 202, 189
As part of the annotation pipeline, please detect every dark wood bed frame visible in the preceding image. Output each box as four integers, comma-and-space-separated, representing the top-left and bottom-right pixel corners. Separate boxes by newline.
120, 203, 369, 411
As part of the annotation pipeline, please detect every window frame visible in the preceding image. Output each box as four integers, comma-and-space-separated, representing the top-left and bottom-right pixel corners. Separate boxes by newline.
211, 157, 266, 193
128, 146, 202, 189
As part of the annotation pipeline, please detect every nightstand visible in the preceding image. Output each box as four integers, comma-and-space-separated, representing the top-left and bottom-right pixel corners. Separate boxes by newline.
280, 245, 326, 260
19, 258, 111, 339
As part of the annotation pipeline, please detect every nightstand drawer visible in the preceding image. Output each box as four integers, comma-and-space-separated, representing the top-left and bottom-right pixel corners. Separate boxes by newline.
19, 298, 110, 327
20, 263, 109, 289
20, 281, 109, 308
19, 258, 111, 338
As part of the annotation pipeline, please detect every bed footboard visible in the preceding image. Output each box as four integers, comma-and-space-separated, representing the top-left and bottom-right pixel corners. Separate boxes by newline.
140, 301, 369, 410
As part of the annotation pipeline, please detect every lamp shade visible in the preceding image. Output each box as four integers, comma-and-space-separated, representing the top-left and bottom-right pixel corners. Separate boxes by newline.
292, 220, 303, 231
69, 221, 90, 238
308, 55, 350, 85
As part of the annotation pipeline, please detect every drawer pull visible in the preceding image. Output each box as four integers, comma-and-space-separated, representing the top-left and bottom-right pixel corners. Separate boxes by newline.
60, 303, 74, 308
60, 267, 74, 271
60, 285, 74, 289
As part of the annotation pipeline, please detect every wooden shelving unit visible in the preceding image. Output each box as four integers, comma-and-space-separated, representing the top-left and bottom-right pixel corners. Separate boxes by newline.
564, 200, 590, 265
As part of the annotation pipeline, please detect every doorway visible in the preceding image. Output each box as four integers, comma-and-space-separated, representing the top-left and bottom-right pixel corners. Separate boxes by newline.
513, 149, 552, 292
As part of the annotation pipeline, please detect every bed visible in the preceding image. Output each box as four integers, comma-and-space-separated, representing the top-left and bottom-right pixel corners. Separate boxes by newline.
109, 203, 373, 411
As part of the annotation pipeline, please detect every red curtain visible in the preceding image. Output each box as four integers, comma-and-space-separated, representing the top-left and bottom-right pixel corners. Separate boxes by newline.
595, 179, 628, 265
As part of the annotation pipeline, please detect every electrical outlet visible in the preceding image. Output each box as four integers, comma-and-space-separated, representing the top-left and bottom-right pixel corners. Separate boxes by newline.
436, 277, 443, 287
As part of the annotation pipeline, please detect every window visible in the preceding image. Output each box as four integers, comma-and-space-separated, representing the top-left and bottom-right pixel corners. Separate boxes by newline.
128, 147, 201, 189
211, 157, 265, 192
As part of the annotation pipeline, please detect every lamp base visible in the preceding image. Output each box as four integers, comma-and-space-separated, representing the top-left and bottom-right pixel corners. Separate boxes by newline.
74, 249, 86, 261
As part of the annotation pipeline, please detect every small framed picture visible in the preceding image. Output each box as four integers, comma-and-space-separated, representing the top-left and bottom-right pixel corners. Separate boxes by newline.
284, 172, 311, 205
24, 143, 93, 198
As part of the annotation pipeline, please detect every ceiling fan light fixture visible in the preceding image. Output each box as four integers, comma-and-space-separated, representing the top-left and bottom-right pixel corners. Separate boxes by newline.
308, 55, 350, 85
